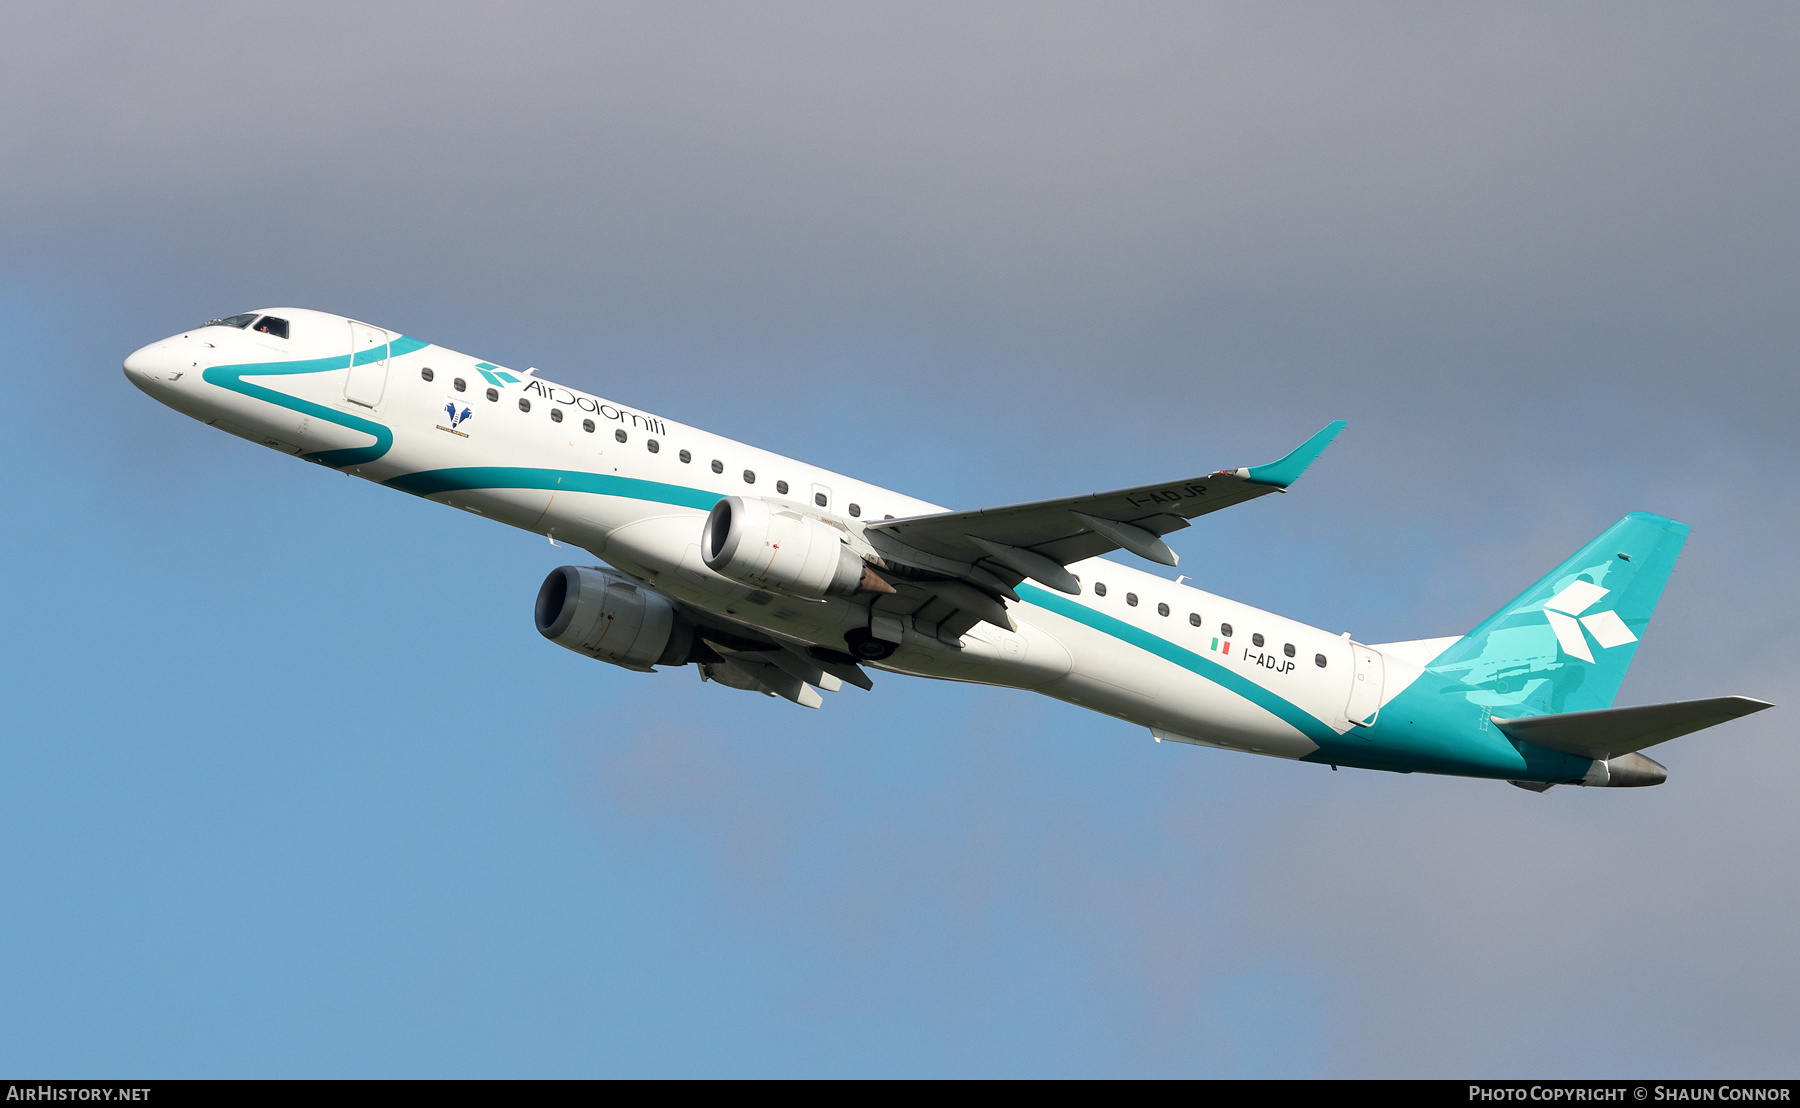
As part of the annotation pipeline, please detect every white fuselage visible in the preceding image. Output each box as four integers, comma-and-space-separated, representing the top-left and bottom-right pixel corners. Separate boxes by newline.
125, 308, 1385, 762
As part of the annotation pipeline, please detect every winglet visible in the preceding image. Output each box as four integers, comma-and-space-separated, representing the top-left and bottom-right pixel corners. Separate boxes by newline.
1242, 420, 1347, 488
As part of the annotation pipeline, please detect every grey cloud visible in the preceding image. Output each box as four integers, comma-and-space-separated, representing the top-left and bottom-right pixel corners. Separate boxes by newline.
11, 5, 1797, 337
11, 2, 1794, 505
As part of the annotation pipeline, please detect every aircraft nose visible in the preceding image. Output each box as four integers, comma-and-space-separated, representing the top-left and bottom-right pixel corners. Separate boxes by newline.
123, 340, 187, 387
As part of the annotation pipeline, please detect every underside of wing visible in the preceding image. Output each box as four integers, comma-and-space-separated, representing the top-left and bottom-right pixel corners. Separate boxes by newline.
678, 603, 874, 707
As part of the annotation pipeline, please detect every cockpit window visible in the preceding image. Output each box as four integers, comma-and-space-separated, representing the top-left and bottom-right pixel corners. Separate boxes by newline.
202, 313, 260, 329
252, 316, 289, 339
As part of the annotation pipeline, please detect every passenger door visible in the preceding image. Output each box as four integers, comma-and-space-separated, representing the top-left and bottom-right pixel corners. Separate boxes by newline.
1346, 642, 1385, 728
344, 321, 390, 408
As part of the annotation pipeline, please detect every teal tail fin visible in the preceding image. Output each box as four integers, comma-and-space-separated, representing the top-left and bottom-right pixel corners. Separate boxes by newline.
1426, 512, 1690, 717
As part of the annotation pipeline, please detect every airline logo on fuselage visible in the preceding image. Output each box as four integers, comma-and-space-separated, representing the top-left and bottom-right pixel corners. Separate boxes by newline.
1541, 580, 1638, 663
519, 379, 669, 436
474, 362, 520, 387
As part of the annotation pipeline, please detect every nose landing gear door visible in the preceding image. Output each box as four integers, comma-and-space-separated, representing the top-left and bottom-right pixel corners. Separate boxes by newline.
344, 321, 390, 408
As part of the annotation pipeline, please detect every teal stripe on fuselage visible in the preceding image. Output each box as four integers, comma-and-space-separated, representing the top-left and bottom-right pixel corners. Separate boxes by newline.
1014, 582, 1340, 746
384, 466, 725, 512
380, 461, 1584, 781
209, 344, 1593, 784
1018, 584, 1587, 781
202, 336, 430, 468
382, 461, 1344, 750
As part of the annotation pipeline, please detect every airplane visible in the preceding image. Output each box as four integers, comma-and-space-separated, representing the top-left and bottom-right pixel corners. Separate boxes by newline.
123, 307, 1772, 791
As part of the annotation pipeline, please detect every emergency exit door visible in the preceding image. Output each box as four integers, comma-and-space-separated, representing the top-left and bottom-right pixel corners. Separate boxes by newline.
344, 321, 390, 407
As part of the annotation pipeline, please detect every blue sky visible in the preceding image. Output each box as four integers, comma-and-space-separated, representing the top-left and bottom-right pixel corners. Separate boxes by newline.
1, 3, 1796, 1076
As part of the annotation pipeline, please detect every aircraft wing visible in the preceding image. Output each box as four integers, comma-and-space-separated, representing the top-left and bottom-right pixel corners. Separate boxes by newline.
863, 421, 1345, 598
675, 602, 875, 706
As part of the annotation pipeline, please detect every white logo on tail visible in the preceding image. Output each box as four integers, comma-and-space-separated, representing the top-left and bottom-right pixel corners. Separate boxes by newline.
1542, 580, 1638, 663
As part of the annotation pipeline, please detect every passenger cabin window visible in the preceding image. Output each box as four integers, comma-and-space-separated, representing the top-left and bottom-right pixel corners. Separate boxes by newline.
1252, 633, 1264, 647
1126, 593, 1138, 607
1221, 623, 1233, 638
253, 316, 289, 339
776, 480, 789, 495
1315, 654, 1328, 668
1284, 643, 1295, 658
711, 459, 723, 474
518, 398, 531, 412
582, 419, 595, 433
647, 439, 659, 453
743, 470, 756, 484
849, 503, 861, 517
485, 387, 499, 402
1189, 613, 1201, 627
679, 450, 691, 463
202, 313, 259, 330
420, 367, 434, 382
615, 429, 627, 443
1094, 583, 1108, 597
453, 377, 466, 392
1156, 602, 1169, 617
813, 492, 827, 507
549, 408, 562, 423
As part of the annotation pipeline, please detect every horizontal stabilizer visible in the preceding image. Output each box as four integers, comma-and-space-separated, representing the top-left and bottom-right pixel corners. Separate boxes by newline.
1493, 696, 1772, 760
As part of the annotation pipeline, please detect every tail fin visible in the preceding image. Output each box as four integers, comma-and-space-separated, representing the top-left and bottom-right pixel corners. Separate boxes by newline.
1427, 512, 1690, 716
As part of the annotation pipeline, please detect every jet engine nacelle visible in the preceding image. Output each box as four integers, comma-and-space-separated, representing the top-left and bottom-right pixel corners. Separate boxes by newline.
534, 565, 695, 671
701, 496, 879, 599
